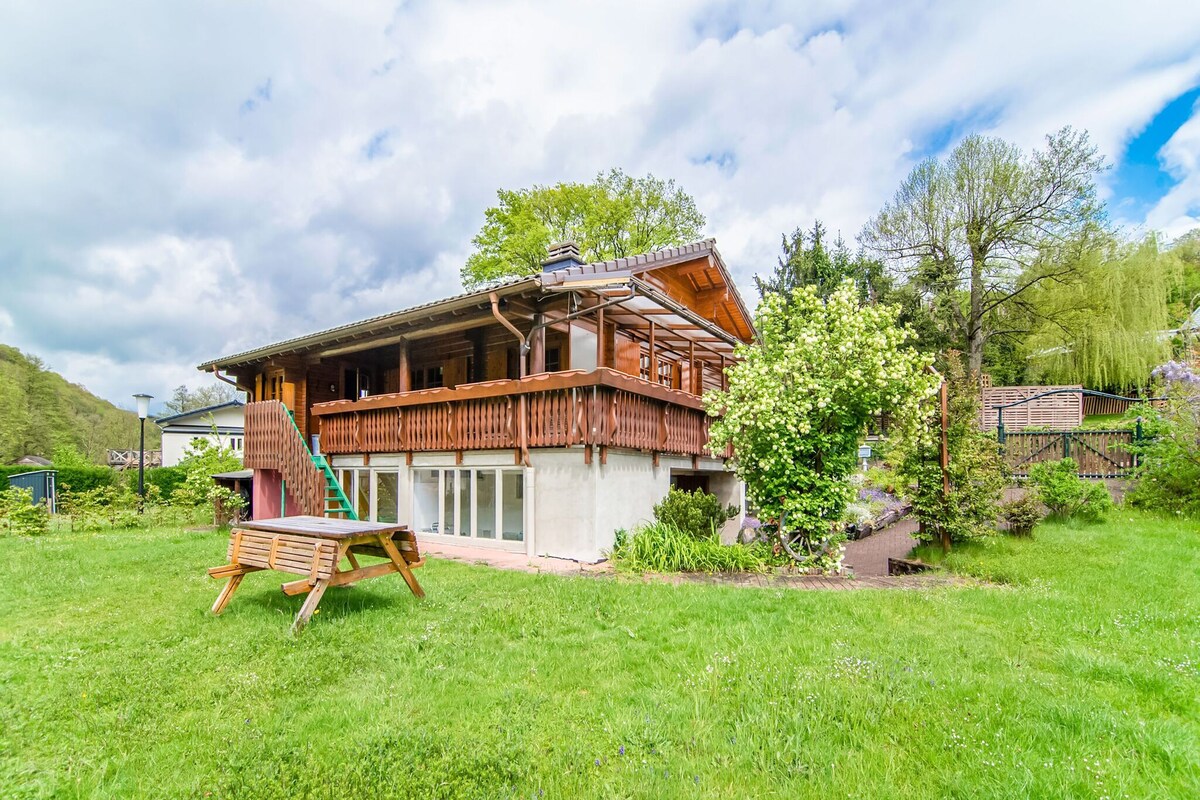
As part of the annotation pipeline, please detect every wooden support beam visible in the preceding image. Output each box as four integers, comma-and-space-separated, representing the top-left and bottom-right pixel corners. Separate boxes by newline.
649, 321, 657, 383
596, 306, 605, 367
529, 313, 546, 374
398, 338, 411, 392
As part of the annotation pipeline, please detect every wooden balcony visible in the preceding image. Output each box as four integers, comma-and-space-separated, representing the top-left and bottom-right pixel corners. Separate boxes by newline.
306, 368, 728, 464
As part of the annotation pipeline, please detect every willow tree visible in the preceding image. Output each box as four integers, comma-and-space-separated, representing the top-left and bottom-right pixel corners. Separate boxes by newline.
1024, 235, 1178, 389
861, 128, 1107, 378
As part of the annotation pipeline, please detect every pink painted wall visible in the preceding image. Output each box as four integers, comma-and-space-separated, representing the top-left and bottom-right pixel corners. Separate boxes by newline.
252, 469, 304, 519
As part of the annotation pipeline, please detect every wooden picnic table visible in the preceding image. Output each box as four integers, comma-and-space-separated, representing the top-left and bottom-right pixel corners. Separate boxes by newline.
207, 515, 425, 632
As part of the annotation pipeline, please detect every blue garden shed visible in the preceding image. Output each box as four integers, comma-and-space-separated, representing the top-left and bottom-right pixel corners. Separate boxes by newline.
8, 470, 57, 513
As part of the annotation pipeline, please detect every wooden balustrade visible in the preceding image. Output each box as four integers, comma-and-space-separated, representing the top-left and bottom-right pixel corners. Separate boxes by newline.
306, 368, 727, 461
243, 400, 325, 515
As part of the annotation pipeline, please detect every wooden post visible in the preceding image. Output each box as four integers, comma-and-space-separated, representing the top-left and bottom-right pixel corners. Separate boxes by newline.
649, 322, 657, 383
688, 340, 696, 394
530, 314, 546, 374
398, 338, 411, 392
939, 379, 951, 553
595, 307, 605, 368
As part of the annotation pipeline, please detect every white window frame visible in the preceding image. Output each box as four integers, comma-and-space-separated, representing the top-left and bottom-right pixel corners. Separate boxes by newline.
412, 467, 525, 550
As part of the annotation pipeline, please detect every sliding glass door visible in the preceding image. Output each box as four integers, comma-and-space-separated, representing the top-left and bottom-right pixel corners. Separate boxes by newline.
411, 467, 524, 543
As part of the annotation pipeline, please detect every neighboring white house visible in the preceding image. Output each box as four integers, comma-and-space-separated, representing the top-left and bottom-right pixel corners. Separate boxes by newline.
156, 401, 246, 467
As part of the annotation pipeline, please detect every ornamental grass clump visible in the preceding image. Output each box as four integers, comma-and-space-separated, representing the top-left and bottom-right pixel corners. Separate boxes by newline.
705, 281, 937, 569
609, 522, 775, 573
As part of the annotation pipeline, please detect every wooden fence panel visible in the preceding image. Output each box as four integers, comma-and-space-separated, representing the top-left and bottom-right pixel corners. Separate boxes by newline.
1003, 429, 1135, 477
982, 385, 1083, 431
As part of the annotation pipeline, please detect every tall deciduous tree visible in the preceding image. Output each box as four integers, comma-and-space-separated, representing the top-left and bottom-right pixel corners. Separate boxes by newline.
162, 383, 239, 415
861, 127, 1107, 377
461, 169, 705, 288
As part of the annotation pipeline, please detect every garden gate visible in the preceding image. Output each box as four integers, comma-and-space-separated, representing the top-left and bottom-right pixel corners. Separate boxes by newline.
990, 389, 1157, 478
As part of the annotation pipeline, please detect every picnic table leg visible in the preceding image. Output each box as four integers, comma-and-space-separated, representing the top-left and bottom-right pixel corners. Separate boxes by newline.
377, 533, 425, 599
211, 574, 245, 615
291, 578, 330, 633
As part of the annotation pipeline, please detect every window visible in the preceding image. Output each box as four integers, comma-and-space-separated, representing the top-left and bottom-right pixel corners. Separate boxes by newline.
413, 469, 439, 532
375, 472, 399, 524
545, 346, 561, 373
657, 358, 676, 387
336, 468, 371, 519
412, 467, 524, 543
426, 366, 444, 389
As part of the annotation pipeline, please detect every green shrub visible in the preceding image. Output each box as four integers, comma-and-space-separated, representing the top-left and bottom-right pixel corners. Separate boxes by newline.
895, 356, 1009, 546
1000, 494, 1041, 537
127, 466, 188, 500
1126, 364, 1200, 516
0, 486, 50, 535
1027, 459, 1113, 521
609, 522, 777, 573
652, 486, 738, 540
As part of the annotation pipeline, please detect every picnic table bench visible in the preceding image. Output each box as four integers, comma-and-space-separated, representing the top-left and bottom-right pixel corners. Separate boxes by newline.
207, 515, 425, 632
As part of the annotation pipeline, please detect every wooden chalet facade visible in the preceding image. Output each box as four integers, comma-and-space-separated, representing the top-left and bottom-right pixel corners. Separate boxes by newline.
200, 239, 754, 561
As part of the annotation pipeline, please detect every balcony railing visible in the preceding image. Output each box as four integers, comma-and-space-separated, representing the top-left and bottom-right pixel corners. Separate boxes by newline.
307, 368, 728, 462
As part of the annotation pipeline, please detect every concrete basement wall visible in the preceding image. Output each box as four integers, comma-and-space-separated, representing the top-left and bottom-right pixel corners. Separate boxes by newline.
330, 448, 743, 563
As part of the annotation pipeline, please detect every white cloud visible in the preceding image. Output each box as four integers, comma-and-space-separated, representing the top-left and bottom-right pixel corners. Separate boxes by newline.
1, 0, 1199, 403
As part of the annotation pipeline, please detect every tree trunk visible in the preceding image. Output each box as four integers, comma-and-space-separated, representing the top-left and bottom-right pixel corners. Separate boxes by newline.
968, 245, 985, 381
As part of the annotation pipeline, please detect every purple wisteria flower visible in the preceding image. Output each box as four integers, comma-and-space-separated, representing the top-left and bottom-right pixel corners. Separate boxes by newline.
1152, 361, 1200, 387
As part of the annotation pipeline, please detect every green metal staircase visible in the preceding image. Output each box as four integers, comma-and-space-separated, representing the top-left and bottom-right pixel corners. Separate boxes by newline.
283, 408, 357, 520
313, 454, 356, 520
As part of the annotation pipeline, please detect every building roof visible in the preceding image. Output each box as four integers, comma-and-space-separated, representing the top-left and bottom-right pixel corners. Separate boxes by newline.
198, 239, 755, 372
15, 455, 52, 466
198, 274, 539, 371
156, 400, 245, 427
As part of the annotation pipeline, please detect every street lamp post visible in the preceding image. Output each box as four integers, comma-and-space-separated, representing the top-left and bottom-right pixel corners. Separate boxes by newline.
133, 393, 153, 512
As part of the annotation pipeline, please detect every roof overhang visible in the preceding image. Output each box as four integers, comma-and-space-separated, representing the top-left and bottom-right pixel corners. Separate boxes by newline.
199, 277, 539, 371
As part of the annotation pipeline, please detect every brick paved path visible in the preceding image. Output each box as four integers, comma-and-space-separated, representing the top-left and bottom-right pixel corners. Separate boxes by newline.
842, 518, 920, 577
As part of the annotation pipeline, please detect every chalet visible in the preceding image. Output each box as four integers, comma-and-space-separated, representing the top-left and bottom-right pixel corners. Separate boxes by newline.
198, 239, 754, 562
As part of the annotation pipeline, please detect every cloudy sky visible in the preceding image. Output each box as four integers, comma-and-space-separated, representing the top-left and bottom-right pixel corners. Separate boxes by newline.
2, 0, 1199, 410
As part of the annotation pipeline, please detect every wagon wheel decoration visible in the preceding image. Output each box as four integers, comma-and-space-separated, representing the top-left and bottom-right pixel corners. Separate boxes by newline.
763, 505, 842, 565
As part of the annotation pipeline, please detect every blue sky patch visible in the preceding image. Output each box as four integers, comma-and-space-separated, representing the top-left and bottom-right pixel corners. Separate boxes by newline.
910, 105, 1004, 161
690, 149, 738, 175
364, 130, 393, 160
239, 78, 273, 114
1109, 85, 1200, 219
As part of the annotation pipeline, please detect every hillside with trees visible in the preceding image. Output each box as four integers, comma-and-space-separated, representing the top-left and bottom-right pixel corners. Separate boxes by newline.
0, 344, 160, 464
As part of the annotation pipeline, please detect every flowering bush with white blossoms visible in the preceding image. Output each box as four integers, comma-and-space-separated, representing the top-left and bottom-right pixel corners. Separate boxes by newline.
705, 282, 938, 568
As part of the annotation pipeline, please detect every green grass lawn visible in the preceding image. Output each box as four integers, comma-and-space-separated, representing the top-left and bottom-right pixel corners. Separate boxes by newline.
1, 513, 1198, 799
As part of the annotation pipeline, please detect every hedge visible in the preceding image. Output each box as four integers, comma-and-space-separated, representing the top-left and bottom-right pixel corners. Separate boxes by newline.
0, 464, 119, 494
125, 466, 188, 500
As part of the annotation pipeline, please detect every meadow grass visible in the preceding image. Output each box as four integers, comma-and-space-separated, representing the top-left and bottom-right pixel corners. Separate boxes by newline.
0, 512, 1197, 798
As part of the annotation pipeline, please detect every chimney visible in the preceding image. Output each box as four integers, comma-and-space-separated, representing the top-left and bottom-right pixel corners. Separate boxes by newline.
541, 241, 584, 272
